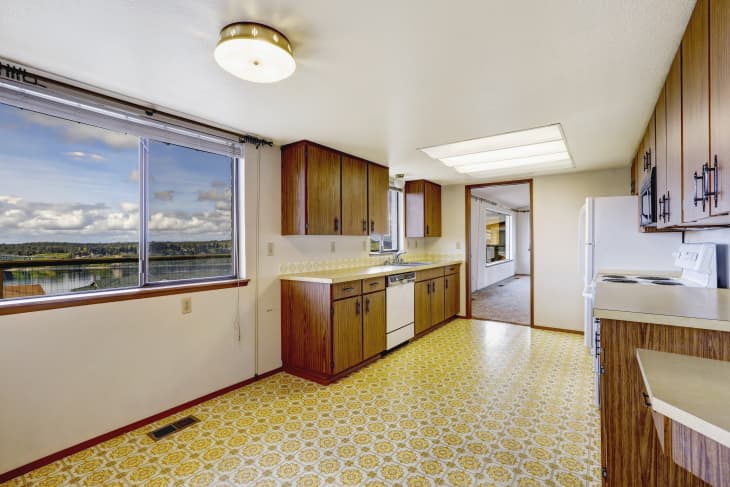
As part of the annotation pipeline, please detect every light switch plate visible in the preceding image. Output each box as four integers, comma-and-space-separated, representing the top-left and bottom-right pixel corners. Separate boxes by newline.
266, 242, 274, 256
181, 297, 192, 314
330, 241, 336, 253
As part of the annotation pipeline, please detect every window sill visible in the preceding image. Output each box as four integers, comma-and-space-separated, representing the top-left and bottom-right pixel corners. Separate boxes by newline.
485, 259, 513, 268
0, 278, 250, 316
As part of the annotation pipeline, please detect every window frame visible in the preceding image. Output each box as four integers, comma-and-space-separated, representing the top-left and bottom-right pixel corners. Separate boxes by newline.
0, 68, 245, 310
484, 209, 513, 267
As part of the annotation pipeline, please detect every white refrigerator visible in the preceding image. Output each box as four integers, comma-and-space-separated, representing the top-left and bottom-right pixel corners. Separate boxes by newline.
579, 196, 681, 348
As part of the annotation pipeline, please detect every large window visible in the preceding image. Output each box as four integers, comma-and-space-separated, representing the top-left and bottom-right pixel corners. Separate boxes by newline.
485, 210, 511, 265
0, 95, 240, 302
370, 188, 401, 253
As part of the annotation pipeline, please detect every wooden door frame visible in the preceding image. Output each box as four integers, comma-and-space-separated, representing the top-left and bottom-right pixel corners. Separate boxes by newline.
465, 179, 534, 327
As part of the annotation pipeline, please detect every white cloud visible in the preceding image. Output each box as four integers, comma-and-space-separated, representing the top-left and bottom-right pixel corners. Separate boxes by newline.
119, 201, 139, 212
64, 151, 107, 162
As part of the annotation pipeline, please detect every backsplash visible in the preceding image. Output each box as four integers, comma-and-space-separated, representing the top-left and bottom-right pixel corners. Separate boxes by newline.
278, 251, 464, 274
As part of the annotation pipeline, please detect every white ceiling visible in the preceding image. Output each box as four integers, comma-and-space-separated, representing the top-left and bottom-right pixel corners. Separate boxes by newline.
472, 184, 531, 210
0, 0, 695, 184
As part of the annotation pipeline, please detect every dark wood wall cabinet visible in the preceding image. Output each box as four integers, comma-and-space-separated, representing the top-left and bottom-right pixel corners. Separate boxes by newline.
405, 180, 442, 237
599, 318, 730, 486
632, 0, 730, 227
281, 140, 390, 236
281, 264, 459, 384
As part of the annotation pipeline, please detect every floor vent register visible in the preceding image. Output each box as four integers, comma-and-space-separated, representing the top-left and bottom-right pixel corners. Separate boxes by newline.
147, 415, 200, 441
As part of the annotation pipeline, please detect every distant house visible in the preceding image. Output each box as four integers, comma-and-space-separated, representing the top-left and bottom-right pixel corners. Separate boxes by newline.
3, 284, 45, 298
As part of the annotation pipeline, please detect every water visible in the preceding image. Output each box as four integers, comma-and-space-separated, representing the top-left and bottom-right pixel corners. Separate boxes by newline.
2, 258, 234, 298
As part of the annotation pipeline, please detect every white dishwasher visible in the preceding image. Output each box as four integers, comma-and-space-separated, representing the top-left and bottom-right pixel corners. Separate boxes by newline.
385, 272, 415, 349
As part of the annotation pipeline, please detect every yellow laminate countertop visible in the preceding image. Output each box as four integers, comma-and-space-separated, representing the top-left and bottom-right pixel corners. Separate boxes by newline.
279, 260, 463, 284
636, 348, 730, 448
593, 282, 730, 332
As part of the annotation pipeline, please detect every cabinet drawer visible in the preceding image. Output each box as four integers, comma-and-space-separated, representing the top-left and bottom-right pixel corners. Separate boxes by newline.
444, 264, 460, 276
333, 280, 362, 300
362, 277, 385, 294
415, 267, 444, 282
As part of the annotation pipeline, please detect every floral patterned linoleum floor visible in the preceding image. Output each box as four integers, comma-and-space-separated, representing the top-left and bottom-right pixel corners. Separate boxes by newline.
4, 319, 601, 487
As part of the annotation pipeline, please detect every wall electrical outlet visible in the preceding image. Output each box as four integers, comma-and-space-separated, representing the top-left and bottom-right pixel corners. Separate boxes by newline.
456, 241, 461, 250
330, 241, 336, 253
181, 297, 192, 314
266, 242, 274, 256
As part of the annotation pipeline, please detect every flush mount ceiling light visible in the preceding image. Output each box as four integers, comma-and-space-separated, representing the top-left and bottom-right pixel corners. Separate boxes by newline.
420, 124, 574, 177
214, 22, 296, 83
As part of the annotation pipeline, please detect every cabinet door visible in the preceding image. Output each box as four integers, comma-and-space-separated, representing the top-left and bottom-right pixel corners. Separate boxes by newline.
425, 182, 442, 237
281, 143, 307, 235
362, 291, 386, 359
656, 85, 669, 228
332, 296, 363, 374
414, 280, 431, 334
368, 163, 389, 235
647, 111, 656, 171
682, 0, 711, 222
341, 155, 368, 235
430, 277, 445, 326
665, 50, 683, 227
444, 273, 459, 319
711, 0, 730, 215
405, 180, 425, 238
307, 144, 342, 234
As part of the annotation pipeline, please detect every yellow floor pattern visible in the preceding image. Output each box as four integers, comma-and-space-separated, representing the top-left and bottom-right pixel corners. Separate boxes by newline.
5, 319, 601, 487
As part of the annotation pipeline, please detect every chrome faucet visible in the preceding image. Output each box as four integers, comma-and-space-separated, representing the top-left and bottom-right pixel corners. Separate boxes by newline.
387, 251, 407, 264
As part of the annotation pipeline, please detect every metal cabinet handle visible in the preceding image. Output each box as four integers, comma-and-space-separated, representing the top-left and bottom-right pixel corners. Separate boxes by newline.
362, 219, 367, 233
426, 282, 430, 295
641, 392, 651, 407
647, 149, 651, 170
334, 217, 340, 232
355, 300, 361, 315
343, 286, 354, 292
664, 191, 671, 221
706, 155, 719, 208
370, 220, 375, 232
445, 278, 448, 289
694, 168, 706, 210
426, 224, 430, 235
369, 282, 378, 287
365, 297, 370, 313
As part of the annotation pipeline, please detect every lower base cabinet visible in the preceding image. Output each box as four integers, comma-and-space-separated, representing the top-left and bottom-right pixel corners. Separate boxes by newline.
282, 264, 461, 384
600, 318, 730, 486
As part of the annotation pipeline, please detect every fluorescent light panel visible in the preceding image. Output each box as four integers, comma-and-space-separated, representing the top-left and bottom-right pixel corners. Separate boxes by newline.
421, 124, 573, 177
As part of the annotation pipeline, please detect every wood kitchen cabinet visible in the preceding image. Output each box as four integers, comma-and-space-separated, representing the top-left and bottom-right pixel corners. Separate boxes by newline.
281, 140, 390, 235
599, 317, 730, 486
710, 0, 730, 216
332, 296, 363, 373
444, 271, 459, 319
682, 0, 711, 223
414, 267, 447, 334
659, 50, 683, 228
405, 179, 442, 237
362, 290, 386, 359
368, 163, 389, 235
341, 155, 368, 235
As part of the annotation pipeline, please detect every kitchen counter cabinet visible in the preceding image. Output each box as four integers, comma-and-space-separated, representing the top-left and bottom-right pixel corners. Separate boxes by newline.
362, 290, 386, 360
332, 296, 363, 373
599, 318, 730, 486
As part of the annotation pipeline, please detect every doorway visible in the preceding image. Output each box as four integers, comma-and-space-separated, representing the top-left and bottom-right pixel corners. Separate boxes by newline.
466, 180, 533, 326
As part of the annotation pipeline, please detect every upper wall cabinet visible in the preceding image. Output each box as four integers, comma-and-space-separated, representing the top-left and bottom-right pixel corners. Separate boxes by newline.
281, 140, 390, 236
710, 0, 730, 215
405, 179, 442, 237
368, 163, 389, 235
658, 50, 683, 228
682, 0, 710, 223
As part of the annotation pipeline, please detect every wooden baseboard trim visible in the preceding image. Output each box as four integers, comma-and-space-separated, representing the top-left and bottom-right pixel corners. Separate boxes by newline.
533, 324, 584, 335
0, 367, 283, 484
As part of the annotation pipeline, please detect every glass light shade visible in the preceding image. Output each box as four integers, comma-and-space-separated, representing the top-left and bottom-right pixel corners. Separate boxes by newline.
214, 22, 296, 83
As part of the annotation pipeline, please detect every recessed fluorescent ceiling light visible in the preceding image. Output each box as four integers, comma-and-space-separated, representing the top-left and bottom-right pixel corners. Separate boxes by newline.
420, 124, 573, 176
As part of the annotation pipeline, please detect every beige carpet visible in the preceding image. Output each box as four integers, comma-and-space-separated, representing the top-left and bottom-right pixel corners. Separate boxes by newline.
472, 274, 531, 325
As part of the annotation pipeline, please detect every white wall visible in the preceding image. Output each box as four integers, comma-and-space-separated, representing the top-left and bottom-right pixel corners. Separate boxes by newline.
471, 199, 517, 290
532, 167, 629, 331
684, 228, 730, 288
515, 211, 531, 275
430, 167, 630, 331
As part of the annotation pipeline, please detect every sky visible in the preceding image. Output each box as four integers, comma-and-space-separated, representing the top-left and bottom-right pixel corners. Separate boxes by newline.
0, 102, 233, 244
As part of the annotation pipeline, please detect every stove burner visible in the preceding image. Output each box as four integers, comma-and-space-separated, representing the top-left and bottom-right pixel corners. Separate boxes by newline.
651, 281, 683, 286
602, 275, 626, 279
604, 278, 638, 283
637, 276, 671, 280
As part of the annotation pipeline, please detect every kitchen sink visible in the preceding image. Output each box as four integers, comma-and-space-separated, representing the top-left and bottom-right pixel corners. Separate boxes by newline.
388, 261, 432, 266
